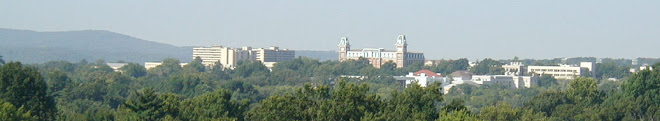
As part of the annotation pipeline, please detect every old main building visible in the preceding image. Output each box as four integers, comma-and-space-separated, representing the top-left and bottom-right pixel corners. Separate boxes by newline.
338, 35, 424, 68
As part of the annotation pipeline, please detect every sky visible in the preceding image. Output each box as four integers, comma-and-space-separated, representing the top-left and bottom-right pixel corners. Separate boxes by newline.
1, 0, 659, 60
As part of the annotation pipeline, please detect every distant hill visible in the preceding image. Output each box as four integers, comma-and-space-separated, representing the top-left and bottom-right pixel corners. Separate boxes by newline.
0, 28, 191, 64
0, 28, 338, 64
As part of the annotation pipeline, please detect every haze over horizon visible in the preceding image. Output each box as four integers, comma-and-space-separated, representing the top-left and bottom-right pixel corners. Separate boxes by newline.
2, 0, 659, 60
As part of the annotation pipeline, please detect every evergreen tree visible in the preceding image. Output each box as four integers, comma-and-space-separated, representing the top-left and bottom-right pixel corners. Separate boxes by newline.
123, 88, 165, 120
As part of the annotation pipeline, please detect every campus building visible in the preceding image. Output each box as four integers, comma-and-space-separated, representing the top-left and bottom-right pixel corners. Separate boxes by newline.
394, 70, 537, 94
338, 35, 424, 68
192, 46, 294, 68
527, 62, 594, 79
144, 62, 188, 70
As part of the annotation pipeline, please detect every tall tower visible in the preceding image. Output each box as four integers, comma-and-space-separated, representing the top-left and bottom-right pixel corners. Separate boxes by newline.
338, 37, 350, 61
395, 35, 407, 68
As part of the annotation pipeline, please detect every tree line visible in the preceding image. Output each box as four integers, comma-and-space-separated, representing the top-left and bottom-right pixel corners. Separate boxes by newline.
1, 56, 659, 120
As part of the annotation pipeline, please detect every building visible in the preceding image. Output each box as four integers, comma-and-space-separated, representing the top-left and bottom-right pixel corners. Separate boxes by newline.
527, 62, 594, 79
470, 75, 538, 89
630, 64, 655, 73
106, 63, 128, 72
192, 46, 253, 68
395, 70, 537, 94
252, 46, 295, 68
338, 35, 424, 68
502, 62, 527, 76
192, 46, 295, 69
399, 70, 451, 88
144, 62, 188, 70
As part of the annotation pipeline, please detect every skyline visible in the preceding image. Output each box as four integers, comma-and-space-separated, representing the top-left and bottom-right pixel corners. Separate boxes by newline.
2, 0, 659, 59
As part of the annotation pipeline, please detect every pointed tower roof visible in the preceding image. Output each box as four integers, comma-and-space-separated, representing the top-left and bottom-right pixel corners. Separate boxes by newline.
396, 34, 407, 46
338, 37, 350, 47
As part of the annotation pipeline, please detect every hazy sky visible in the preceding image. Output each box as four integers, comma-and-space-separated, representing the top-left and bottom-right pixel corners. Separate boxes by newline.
2, 0, 659, 60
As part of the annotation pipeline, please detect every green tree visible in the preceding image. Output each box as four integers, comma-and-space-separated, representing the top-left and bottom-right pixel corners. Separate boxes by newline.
379, 61, 397, 75
209, 61, 230, 80
595, 62, 630, 79
0, 62, 56, 120
120, 63, 147, 78
46, 69, 71, 94
0, 101, 34, 121
148, 58, 183, 77
470, 58, 504, 75
480, 102, 548, 121
537, 74, 557, 87
621, 69, 660, 120
437, 109, 479, 121
179, 89, 249, 120
232, 61, 269, 78
365, 82, 443, 120
182, 57, 205, 73
479, 102, 520, 121
443, 99, 467, 112
0, 55, 4, 65
565, 78, 603, 105
123, 88, 165, 120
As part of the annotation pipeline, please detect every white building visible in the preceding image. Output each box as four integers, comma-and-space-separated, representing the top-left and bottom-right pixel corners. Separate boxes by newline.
527, 62, 594, 79
631, 64, 655, 73
193, 46, 295, 69
106, 63, 128, 72
338, 35, 425, 68
470, 75, 538, 89
502, 62, 527, 76
395, 70, 537, 94
144, 62, 188, 70
400, 70, 451, 88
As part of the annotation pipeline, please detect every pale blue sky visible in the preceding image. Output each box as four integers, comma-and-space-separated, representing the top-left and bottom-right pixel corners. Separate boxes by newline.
2, 0, 659, 59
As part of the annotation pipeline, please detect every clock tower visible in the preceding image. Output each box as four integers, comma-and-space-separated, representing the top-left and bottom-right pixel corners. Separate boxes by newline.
395, 35, 407, 68
338, 37, 350, 61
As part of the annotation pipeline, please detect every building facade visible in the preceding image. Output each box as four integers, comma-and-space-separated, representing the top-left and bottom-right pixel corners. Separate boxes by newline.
338, 35, 424, 68
527, 62, 594, 79
144, 62, 188, 70
192, 46, 295, 68
394, 70, 536, 94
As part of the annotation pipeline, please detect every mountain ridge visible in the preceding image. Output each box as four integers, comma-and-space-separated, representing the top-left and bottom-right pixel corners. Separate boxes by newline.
0, 28, 336, 64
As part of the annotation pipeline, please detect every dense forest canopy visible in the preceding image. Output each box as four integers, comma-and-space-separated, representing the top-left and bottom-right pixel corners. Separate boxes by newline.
0, 56, 659, 120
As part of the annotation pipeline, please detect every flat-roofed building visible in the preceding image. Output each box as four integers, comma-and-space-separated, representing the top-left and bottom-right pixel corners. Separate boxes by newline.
527, 62, 594, 79
252, 46, 295, 68
106, 63, 128, 72
144, 62, 188, 70
193, 46, 295, 69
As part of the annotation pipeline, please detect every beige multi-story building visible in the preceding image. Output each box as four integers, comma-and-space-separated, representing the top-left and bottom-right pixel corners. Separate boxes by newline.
338, 35, 425, 68
192, 46, 295, 68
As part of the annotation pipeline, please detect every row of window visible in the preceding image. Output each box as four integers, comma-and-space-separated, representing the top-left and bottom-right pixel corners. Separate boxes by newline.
530, 69, 577, 73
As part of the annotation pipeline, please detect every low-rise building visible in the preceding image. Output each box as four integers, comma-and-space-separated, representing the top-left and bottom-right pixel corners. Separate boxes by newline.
399, 70, 450, 88
106, 63, 128, 72
395, 70, 537, 94
527, 62, 594, 79
144, 62, 188, 70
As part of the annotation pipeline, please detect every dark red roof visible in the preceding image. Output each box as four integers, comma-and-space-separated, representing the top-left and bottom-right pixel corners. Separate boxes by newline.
414, 69, 441, 77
